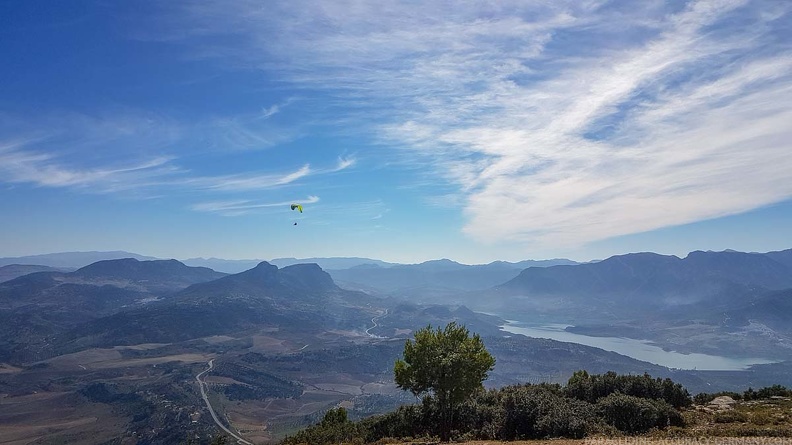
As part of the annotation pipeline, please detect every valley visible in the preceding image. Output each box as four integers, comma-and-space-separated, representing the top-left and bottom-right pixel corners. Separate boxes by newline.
0, 249, 791, 443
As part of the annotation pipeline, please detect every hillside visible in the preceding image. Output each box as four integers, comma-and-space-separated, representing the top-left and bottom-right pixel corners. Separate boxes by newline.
0, 258, 226, 362
0, 264, 67, 283
55, 262, 377, 350
497, 250, 792, 307
328, 258, 577, 299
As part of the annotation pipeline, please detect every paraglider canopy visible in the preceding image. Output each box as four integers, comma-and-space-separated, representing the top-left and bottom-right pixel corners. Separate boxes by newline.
290, 204, 303, 213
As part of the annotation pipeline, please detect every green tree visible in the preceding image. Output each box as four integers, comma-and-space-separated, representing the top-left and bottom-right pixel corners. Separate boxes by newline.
394, 322, 495, 441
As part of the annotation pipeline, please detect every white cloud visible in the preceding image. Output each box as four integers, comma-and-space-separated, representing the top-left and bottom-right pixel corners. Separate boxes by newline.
261, 104, 280, 119
333, 156, 356, 171
138, 1, 792, 245
0, 111, 353, 197
0, 140, 323, 195
0, 138, 178, 192
191, 195, 320, 215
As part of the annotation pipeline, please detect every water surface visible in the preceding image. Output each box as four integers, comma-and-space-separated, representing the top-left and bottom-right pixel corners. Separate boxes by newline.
501, 322, 775, 371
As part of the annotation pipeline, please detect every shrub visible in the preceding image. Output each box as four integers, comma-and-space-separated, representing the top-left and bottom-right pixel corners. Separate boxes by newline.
757, 385, 792, 399
714, 410, 748, 423
283, 407, 362, 445
566, 371, 691, 408
499, 385, 592, 439
596, 392, 674, 434
282, 372, 693, 444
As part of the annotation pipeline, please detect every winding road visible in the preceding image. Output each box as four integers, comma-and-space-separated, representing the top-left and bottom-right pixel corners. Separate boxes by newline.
365, 309, 388, 338
196, 359, 254, 445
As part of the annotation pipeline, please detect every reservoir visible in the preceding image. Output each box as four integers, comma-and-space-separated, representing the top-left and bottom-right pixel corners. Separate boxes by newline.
500, 321, 776, 371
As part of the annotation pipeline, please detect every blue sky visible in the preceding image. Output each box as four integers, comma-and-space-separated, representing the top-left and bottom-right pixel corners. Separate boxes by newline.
1, 0, 791, 264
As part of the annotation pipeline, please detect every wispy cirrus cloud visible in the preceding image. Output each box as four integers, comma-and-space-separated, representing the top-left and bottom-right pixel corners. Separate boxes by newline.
188, 164, 311, 192
259, 97, 297, 120
0, 114, 185, 194
0, 147, 177, 192
261, 104, 280, 119
0, 111, 356, 198
0, 138, 340, 196
191, 195, 319, 216
330, 156, 356, 172
164, 0, 792, 248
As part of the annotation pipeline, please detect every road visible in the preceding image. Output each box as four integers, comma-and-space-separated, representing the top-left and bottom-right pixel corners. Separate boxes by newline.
365, 309, 388, 338
196, 359, 254, 445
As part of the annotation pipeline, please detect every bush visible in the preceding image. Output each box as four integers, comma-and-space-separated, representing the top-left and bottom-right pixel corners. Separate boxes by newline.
283, 372, 693, 444
566, 371, 691, 408
498, 385, 593, 439
757, 385, 792, 399
283, 407, 362, 445
596, 392, 681, 434
714, 410, 748, 423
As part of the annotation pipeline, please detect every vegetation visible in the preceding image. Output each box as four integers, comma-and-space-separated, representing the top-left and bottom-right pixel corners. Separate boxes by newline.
282, 373, 792, 444
595, 392, 683, 433
212, 361, 303, 400
694, 384, 792, 404
393, 322, 495, 441
565, 369, 691, 408
665, 388, 792, 439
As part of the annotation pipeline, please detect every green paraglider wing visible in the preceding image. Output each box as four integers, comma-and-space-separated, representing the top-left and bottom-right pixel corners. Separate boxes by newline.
290, 204, 303, 213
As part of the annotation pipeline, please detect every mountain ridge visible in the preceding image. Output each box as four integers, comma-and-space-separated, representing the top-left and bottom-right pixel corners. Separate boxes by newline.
0, 251, 160, 268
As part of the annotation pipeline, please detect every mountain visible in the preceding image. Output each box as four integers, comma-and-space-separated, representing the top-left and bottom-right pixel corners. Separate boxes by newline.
327, 258, 578, 299
0, 251, 159, 268
73, 258, 227, 292
727, 288, 792, 333
0, 258, 227, 362
177, 261, 337, 300
0, 258, 227, 308
0, 264, 67, 283
182, 256, 578, 274
497, 250, 792, 306
181, 256, 396, 273
766, 248, 792, 271
269, 257, 395, 270
58, 262, 378, 348
488, 258, 580, 268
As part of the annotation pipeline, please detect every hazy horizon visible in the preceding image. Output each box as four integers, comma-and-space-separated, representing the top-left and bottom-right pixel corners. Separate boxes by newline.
2, 245, 791, 268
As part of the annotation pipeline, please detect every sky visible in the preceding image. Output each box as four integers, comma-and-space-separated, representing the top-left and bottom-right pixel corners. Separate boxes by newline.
1, 0, 791, 264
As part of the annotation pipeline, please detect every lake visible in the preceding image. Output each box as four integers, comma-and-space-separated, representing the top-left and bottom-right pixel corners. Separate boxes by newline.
500, 321, 776, 371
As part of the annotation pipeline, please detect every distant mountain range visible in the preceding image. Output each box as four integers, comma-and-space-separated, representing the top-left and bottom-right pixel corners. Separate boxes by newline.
181, 256, 578, 274
327, 258, 579, 299
1, 251, 579, 275
0, 257, 391, 360
2, 247, 791, 361
0, 251, 159, 268
2, 249, 792, 445
493, 249, 792, 312
181, 256, 395, 273
270, 256, 395, 270
433, 248, 792, 360
59, 261, 378, 348
0, 258, 226, 362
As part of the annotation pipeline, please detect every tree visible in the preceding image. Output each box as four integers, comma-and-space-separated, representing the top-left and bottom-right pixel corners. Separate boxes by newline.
394, 322, 495, 441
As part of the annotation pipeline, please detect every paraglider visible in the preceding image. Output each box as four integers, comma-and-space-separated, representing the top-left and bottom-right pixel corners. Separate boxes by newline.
291, 203, 303, 226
